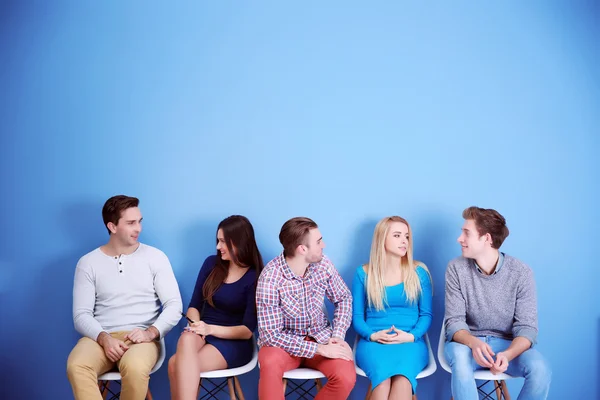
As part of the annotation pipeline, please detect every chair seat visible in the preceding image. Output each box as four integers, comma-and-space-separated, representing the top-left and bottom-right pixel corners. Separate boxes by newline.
200, 336, 258, 378
97, 371, 126, 381
257, 361, 326, 380
283, 367, 326, 380
355, 365, 367, 377
473, 370, 515, 381
199, 357, 257, 379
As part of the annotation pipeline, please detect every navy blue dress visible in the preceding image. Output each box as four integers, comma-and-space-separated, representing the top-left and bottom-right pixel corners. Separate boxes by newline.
189, 256, 257, 368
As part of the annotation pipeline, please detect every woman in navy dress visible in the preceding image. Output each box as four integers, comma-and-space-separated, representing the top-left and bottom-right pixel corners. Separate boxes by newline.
168, 215, 263, 400
352, 216, 433, 400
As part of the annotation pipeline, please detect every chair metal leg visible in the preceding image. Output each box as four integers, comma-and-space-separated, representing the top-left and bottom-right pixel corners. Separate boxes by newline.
227, 378, 236, 399
233, 376, 245, 400
198, 377, 233, 399
283, 378, 321, 398
98, 380, 121, 400
495, 381, 502, 400
315, 378, 323, 391
448, 381, 511, 400
477, 380, 510, 400
500, 381, 511, 400
101, 381, 110, 399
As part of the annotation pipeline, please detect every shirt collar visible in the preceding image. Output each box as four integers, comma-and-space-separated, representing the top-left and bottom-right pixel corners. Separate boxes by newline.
278, 252, 318, 280
475, 252, 504, 275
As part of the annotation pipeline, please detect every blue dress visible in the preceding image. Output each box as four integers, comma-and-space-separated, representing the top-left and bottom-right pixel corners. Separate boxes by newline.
189, 256, 257, 368
352, 265, 433, 391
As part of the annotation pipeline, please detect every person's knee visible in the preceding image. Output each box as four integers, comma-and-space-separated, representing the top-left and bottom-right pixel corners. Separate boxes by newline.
379, 378, 391, 388
390, 375, 412, 396
329, 361, 356, 392
526, 355, 552, 385
340, 368, 357, 389
120, 357, 152, 379
66, 359, 86, 381
392, 375, 410, 387
373, 378, 391, 392
66, 353, 93, 381
446, 342, 474, 379
177, 332, 199, 350
446, 342, 472, 366
258, 347, 287, 376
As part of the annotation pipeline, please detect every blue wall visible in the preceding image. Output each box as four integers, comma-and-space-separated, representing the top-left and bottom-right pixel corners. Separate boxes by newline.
1, 2, 598, 399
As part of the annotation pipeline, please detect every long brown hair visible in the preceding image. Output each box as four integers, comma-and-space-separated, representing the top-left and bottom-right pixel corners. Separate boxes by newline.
203, 215, 264, 307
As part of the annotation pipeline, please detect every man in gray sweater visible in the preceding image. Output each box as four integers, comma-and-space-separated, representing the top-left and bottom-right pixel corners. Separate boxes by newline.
444, 206, 551, 400
66, 195, 182, 400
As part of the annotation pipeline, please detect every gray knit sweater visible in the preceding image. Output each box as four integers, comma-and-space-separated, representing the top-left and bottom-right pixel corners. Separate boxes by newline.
444, 254, 538, 345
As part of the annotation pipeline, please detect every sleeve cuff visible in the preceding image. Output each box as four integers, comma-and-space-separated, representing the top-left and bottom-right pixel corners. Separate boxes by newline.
407, 329, 424, 340
90, 328, 104, 342
513, 327, 537, 346
332, 327, 346, 341
367, 330, 375, 341
446, 321, 470, 342
151, 322, 167, 339
77, 322, 104, 342
299, 340, 319, 358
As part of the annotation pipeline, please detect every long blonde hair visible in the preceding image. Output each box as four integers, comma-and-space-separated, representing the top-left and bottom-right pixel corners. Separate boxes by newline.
365, 216, 431, 311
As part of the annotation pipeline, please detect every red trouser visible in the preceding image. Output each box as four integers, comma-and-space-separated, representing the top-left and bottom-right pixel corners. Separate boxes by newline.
258, 346, 356, 400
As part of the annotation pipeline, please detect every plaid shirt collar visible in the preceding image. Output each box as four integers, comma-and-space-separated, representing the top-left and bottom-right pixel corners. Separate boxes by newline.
277, 252, 318, 281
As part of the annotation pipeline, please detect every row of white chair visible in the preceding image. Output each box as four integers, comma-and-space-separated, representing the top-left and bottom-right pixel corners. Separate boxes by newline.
97, 324, 515, 399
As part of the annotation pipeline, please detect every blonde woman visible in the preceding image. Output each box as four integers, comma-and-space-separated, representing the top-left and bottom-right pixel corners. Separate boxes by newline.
352, 216, 433, 400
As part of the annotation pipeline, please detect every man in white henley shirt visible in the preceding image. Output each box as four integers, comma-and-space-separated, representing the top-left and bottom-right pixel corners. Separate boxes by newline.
66, 195, 182, 400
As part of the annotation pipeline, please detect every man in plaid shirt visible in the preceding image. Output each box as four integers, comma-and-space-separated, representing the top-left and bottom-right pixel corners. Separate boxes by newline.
257, 217, 356, 399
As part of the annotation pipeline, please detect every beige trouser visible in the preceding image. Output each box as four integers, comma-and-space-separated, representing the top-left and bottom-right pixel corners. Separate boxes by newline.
66, 331, 159, 400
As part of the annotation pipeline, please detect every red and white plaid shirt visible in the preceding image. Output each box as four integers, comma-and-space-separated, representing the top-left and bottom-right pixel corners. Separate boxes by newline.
256, 253, 352, 358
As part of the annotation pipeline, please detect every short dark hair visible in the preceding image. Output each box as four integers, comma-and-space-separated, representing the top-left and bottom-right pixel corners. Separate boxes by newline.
102, 195, 139, 235
462, 206, 509, 249
279, 217, 318, 257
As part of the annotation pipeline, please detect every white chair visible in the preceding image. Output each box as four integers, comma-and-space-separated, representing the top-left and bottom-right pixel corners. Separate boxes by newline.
257, 359, 326, 398
271, 305, 331, 398
438, 323, 514, 400
198, 335, 259, 399
282, 366, 326, 398
98, 338, 166, 400
257, 349, 326, 398
354, 333, 437, 400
